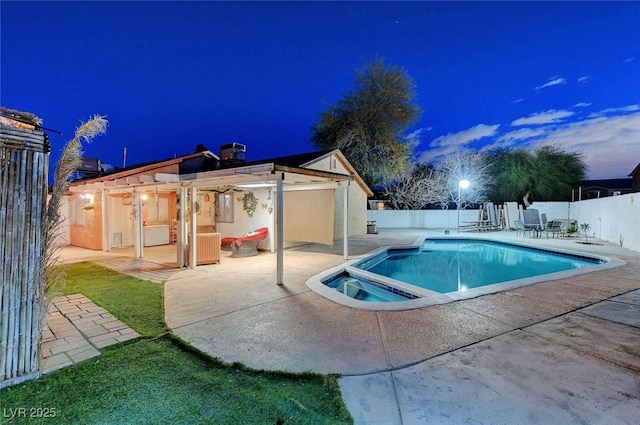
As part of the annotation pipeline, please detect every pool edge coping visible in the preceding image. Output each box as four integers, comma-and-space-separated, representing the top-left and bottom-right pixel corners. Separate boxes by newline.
305, 236, 625, 311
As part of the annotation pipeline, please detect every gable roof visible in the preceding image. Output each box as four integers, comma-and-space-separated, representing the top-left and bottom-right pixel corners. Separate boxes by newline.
69, 148, 373, 197
245, 149, 372, 196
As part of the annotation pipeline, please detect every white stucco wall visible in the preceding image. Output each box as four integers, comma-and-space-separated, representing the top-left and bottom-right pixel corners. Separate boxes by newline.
334, 182, 368, 237
531, 193, 640, 252
304, 152, 370, 237
368, 209, 482, 230
367, 193, 640, 254
216, 188, 275, 251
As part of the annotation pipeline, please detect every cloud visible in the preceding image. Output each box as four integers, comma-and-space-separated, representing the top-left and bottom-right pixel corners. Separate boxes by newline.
511, 109, 574, 126
525, 111, 640, 179
578, 76, 590, 83
573, 102, 591, 108
624, 57, 635, 63
405, 127, 432, 145
588, 104, 640, 118
535, 77, 566, 90
497, 127, 547, 143
418, 124, 499, 163
512, 98, 524, 104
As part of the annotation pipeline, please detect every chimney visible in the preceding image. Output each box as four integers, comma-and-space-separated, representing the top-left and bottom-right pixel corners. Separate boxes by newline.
220, 142, 246, 168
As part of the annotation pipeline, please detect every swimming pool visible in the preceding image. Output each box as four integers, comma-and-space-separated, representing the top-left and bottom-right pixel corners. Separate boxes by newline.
307, 237, 619, 311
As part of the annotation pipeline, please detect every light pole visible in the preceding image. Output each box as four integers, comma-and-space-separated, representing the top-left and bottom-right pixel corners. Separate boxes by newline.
457, 179, 470, 234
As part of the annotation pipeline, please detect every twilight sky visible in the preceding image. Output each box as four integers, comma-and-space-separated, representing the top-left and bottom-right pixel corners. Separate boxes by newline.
2, 1, 639, 180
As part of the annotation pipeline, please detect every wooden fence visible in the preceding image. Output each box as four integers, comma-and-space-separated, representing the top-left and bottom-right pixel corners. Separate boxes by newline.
0, 120, 49, 387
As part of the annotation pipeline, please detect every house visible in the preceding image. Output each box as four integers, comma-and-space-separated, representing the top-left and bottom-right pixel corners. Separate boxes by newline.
64, 145, 372, 281
578, 178, 633, 199
629, 162, 640, 193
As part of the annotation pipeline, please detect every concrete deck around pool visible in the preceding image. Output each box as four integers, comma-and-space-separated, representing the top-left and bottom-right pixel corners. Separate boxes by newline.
62, 228, 640, 424
163, 228, 640, 424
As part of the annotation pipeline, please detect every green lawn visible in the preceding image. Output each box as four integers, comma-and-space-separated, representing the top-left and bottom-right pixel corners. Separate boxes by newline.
1, 262, 352, 424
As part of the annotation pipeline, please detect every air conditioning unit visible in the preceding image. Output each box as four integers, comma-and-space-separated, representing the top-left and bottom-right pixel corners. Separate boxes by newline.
220, 142, 246, 168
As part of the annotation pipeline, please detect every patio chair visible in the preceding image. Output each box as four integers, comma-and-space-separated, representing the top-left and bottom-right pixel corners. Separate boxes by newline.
545, 220, 563, 238
514, 220, 532, 238
221, 227, 269, 257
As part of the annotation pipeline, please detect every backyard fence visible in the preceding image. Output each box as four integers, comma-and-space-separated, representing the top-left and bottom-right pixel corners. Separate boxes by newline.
0, 110, 49, 387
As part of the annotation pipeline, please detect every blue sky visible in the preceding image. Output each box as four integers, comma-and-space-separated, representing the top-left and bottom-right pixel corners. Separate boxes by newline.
2, 1, 639, 180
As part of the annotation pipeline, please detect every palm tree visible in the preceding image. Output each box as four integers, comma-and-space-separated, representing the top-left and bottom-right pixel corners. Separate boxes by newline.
579, 222, 591, 243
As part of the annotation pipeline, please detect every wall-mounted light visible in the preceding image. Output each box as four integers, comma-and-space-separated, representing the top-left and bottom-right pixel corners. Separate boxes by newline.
141, 193, 149, 201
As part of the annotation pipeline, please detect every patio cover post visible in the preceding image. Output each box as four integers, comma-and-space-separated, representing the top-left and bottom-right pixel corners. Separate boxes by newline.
343, 180, 349, 260
189, 186, 197, 269
177, 186, 187, 267
101, 190, 110, 252
134, 190, 143, 259
276, 175, 284, 285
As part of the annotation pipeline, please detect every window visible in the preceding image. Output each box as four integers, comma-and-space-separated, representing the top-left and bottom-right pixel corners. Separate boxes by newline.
216, 193, 234, 222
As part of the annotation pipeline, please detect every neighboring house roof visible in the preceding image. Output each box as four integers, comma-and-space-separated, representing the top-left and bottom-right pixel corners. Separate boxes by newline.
579, 178, 633, 191
629, 163, 640, 178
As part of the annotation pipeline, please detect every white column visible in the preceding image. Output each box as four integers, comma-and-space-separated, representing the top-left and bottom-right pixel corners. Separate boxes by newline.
101, 190, 110, 252
134, 190, 143, 258
276, 175, 284, 285
177, 186, 187, 267
189, 187, 197, 269
343, 181, 349, 260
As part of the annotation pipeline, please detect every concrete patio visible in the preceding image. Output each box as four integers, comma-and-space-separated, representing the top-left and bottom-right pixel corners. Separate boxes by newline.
63, 228, 640, 424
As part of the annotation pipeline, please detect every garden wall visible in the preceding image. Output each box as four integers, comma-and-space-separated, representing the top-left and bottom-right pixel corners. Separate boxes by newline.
367, 192, 640, 254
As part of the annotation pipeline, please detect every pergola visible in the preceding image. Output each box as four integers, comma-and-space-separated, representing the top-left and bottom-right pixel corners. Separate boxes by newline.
70, 160, 355, 285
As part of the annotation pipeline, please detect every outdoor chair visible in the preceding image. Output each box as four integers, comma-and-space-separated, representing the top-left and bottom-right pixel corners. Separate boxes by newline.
514, 220, 532, 238
545, 220, 563, 238
221, 227, 269, 258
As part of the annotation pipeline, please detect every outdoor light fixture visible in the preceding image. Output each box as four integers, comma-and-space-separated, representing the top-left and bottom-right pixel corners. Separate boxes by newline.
140, 193, 149, 201
457, 180, 470, 234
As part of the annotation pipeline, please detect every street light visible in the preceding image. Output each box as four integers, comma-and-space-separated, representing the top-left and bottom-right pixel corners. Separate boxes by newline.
457, 179, 470, 234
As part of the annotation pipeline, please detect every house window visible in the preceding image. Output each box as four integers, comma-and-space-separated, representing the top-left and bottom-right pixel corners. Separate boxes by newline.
216, 193, 234, 223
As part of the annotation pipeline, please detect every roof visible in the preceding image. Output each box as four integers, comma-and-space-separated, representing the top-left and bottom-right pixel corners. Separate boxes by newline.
70, 150, 219, 183
245, 150, 335, 168
70, 148, 373, 196
0, 107, 42, 128
629, 163, 640, 177
579, 178, 632, 190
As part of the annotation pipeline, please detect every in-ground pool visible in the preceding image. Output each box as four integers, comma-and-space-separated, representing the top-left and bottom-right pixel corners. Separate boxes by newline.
306, 237, 618, 310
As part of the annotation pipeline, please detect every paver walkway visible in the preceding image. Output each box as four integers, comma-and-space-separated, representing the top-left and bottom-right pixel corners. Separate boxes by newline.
41, 294, 140, 374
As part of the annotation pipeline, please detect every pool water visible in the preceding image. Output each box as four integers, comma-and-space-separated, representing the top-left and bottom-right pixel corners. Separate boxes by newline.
324, 239, 604, 302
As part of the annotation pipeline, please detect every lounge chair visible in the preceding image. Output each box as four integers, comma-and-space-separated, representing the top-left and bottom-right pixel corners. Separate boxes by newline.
221, 227, 269, 257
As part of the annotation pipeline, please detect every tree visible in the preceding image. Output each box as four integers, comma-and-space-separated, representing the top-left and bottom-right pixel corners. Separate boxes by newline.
384, 163, 449, 210
310, 58, 421, 188
438, 150, 492, 209
484, 146, 587, 205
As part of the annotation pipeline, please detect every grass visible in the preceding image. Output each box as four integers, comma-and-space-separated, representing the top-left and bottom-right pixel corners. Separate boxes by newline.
55, 262, 166, 337
1, 262, 352, 424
